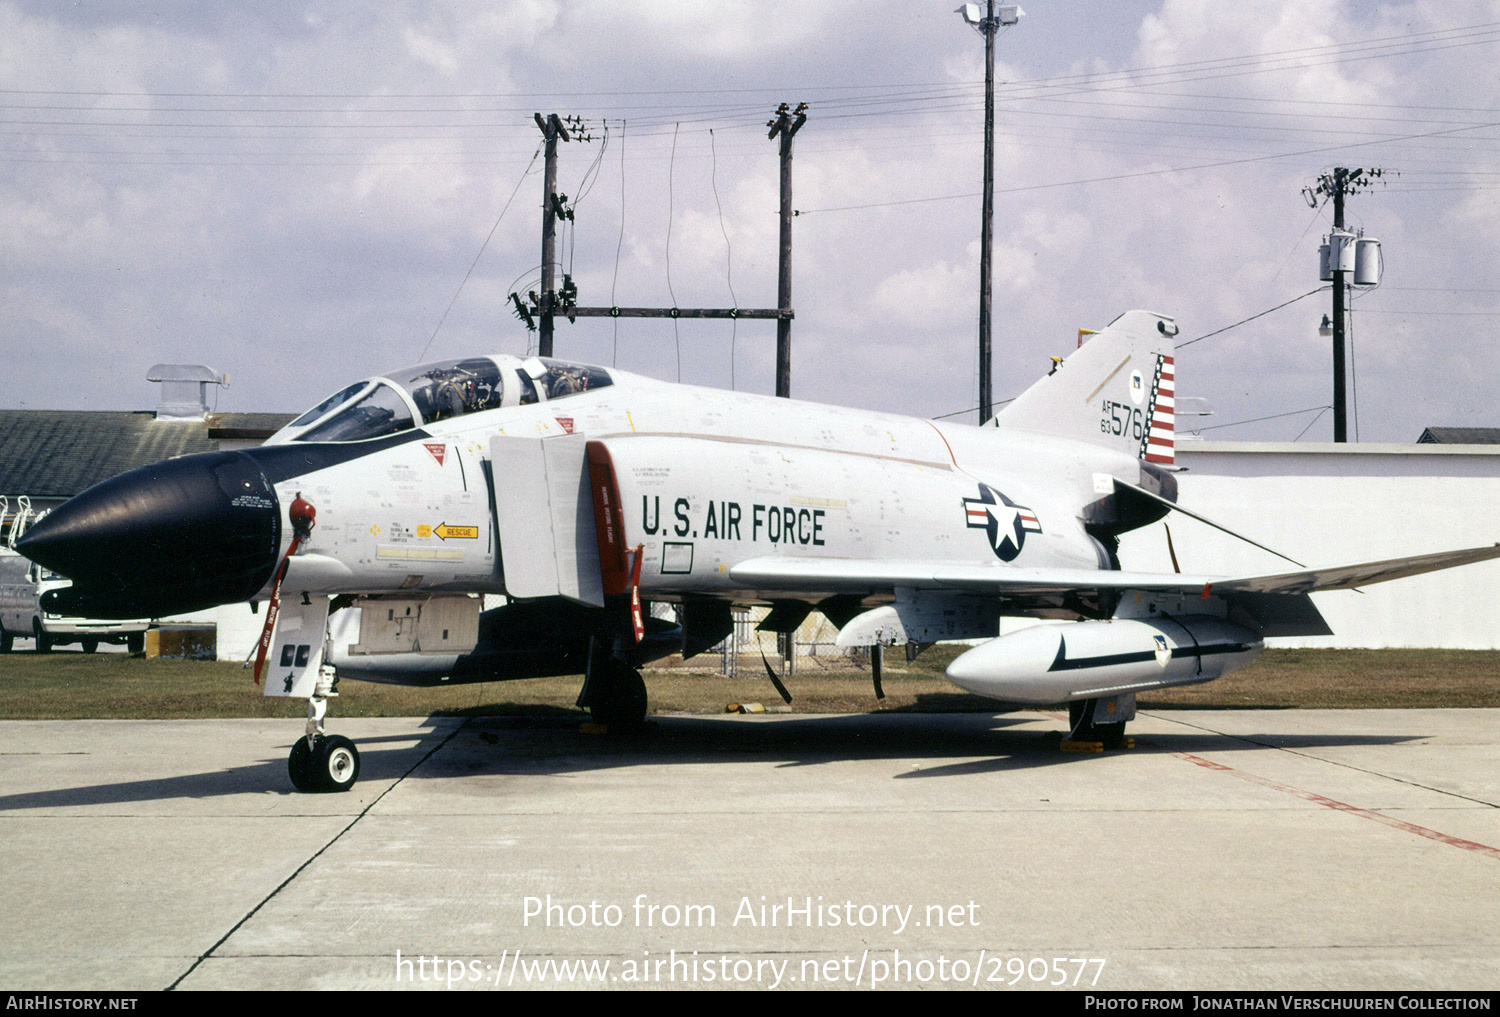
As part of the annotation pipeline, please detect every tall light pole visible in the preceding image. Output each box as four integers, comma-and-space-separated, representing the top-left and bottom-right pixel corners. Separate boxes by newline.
956, 3, 1022, 424
1306, 166, 1385, 443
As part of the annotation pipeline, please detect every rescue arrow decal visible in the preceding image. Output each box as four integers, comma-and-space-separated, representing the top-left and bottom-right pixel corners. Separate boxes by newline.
432, 523, 479, 540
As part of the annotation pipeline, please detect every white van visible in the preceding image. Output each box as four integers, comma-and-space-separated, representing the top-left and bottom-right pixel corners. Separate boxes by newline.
0, 549, 150, 653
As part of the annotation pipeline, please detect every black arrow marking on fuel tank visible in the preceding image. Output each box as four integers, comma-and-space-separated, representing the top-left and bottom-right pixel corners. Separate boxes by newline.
1048, 636, 1257, 672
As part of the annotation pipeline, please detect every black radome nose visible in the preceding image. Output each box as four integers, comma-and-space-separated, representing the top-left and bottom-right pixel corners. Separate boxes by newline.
18, 451, 282, 618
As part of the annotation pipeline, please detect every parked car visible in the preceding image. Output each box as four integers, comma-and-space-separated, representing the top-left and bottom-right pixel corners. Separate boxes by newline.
0, 549, 149, 653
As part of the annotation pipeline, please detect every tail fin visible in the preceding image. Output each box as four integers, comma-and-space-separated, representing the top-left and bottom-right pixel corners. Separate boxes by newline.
995, 309, 1177, 465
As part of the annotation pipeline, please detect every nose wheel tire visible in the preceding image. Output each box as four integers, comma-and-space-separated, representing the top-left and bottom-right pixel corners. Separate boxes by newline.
288, 734, 361, 793
288, 737, 315, 792
317, 735, 360, 791
588, 660, 649, 730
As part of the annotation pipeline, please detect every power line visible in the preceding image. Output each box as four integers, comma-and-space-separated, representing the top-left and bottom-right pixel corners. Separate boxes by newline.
1352, 308, 1500, 316
667, 122, 681, 381
709, 127, 739, 390
1194, 405, 1332, 432
796, 118, 1500, 215
611, 119, 626, 367
7, 18, 1490, 110
4, 22, 1496, 147
932, 397, 1016, 421
418, 144, 540, 361
1293, 407, 1334, 442
1175, 288, 1328, 350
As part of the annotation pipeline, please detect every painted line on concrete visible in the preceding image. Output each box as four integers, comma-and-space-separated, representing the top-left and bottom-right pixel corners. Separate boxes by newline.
1152, 711, 1500, 810
1047, 707, 1500, 861
164, 720, 469, 991
1172, 749, 1500, 862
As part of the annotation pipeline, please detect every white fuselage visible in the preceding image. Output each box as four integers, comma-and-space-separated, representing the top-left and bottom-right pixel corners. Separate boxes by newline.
262, 367, 1131, 605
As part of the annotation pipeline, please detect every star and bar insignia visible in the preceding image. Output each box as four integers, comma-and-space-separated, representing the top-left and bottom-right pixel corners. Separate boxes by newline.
963, 483, 1042, 562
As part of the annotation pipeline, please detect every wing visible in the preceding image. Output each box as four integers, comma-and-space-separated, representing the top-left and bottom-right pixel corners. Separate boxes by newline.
1209, 543, 1500, 595
730, 544, 1500, 599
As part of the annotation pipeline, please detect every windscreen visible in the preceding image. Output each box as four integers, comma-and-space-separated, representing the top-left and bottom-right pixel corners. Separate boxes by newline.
288, 381, 370, 427
295, 383, 415, 442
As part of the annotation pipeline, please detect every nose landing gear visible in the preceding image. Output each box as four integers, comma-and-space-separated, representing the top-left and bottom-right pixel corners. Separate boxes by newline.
287, 666, 361, 793
288, 733, 361, 793
585, 657, 649, 730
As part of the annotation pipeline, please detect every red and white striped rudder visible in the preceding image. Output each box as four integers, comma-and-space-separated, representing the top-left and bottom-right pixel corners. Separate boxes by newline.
1142, 354, 1175, 465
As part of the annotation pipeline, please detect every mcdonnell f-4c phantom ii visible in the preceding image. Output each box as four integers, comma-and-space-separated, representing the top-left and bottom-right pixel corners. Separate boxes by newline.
18, 310, 1500, 792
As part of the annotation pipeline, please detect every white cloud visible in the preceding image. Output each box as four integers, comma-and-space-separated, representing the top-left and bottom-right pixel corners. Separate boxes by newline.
873, 258, 972, 329
402, 27, 459, 76
0, 0, 1493, 441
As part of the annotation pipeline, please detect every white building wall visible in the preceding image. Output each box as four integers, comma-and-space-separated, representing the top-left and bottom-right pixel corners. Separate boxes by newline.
214, 603, 265, 663
1117, 442, 1500, 649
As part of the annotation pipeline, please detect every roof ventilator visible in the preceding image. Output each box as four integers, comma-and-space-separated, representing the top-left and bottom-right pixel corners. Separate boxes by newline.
147, 364, 229, 421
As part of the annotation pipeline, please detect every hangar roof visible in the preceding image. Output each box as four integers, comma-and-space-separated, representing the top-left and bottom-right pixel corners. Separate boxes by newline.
0, 410, 293, 499
1417, 427, 1500, 444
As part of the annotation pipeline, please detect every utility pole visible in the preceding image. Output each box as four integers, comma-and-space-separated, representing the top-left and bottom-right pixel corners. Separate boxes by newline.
1306, 166, 1386, 442
768, 102, 806, 398
979, 3, 997, 424
1330, 170, 1349, 443
534, 113, 583, 358
516, 107, 802, 395
957, 3, 1023, 423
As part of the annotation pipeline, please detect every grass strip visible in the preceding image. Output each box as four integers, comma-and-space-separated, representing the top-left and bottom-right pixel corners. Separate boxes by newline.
2, 646, 1498, 720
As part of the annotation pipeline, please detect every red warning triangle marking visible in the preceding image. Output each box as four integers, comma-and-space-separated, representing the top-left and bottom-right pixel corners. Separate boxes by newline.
423, 443, 446, 466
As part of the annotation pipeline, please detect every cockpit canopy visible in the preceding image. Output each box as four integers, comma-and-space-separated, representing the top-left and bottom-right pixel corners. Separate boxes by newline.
270, 355, 613, 444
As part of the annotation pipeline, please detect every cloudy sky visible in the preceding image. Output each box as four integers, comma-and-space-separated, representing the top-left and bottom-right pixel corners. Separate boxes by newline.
3, 0, 1497, 442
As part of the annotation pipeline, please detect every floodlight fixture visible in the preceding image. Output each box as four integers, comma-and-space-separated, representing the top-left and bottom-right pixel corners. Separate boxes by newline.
956, 4, 1023, 29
